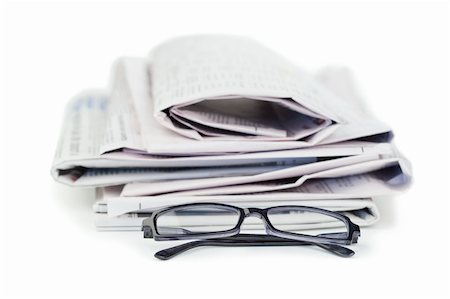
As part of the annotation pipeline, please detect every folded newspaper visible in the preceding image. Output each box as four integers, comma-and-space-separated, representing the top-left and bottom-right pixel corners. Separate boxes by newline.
51, 35, 411, 231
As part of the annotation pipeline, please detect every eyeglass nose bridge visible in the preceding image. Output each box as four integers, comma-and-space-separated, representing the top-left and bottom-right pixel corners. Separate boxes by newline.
242, 207, 266, 218
241, 208, 272, 233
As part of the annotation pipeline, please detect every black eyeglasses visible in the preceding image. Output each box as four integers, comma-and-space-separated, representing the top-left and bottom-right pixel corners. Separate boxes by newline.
142, 203, 360, 260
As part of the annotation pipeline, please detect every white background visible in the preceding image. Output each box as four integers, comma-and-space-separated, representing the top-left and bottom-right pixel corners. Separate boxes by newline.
1, 1, 449, 298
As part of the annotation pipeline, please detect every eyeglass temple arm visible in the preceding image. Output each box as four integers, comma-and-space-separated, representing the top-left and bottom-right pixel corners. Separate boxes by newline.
317, 232, 360, 243
142, 226, 194, 238
154, 234, 355, 260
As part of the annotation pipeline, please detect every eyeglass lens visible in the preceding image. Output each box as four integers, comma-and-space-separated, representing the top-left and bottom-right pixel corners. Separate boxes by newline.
156, 205, 241, 235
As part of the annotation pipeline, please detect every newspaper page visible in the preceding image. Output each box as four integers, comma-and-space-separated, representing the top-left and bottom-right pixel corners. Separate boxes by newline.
121, 152, 405, 196
149, 35, 390, 141
52, 90, 108, 167
152, 163, 408, 197
122, 57, 334, 153
52, 60, 145, 181
53, 139, 389, 186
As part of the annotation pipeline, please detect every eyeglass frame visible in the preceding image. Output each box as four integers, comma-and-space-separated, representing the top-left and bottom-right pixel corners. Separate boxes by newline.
142, 202, 360, 246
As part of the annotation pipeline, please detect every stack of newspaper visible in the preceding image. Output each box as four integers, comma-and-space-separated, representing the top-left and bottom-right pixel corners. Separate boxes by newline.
51, 35, 411, 231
